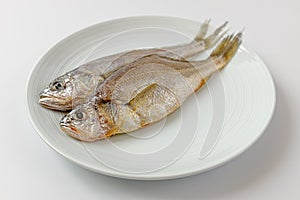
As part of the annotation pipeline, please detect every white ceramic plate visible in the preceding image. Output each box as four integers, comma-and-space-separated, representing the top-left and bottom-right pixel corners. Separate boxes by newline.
27, 16, 275, 180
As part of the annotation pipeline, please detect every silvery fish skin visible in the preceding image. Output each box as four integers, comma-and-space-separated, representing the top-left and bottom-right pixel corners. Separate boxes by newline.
39, 20, 228, 111
60, 33, 242, 142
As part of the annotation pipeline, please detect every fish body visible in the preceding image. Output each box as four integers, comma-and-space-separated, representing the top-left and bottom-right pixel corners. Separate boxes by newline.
60, 33, 242, 141
39, 21, 228, 111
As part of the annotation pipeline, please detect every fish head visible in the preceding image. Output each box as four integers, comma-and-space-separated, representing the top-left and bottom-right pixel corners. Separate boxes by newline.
39, 73, 73, 110
39, 71, 100, 111
59, 102, 114, 142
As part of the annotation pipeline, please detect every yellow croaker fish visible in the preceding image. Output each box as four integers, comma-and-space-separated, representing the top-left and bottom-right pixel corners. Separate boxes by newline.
39, 20, 228, 111
60, 33, 242, 142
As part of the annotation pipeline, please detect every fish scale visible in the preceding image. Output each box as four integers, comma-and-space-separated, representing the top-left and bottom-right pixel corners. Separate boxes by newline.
39, 21, 228, 111
60, 33, 242, 142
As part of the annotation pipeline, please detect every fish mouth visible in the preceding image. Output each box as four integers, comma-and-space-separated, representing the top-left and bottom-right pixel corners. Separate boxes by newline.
39, 94, 72, 111
59, 116, 107, 142
59, 116, 79, 136
60, 124, 84, 142
60, 120, 91, 142
60, 123, 78, 134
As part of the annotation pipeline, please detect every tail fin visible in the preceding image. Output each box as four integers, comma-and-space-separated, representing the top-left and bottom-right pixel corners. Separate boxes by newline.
210, 32, 242, 70
194, 20, 228, 49
194, 19, 211, 41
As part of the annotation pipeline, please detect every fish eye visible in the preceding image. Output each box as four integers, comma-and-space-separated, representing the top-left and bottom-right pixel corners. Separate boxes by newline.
52, 81, 65, 90
75, 111, 85, 120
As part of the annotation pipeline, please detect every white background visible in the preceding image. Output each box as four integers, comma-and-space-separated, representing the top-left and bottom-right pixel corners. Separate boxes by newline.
1, 0, 299, 199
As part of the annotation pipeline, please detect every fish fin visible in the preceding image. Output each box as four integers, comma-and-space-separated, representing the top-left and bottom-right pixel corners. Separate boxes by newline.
194, 19, 211, 41
210, 32, 242, 70
194, 21, 228, 49
129, 83, 180, 126
204, 21, 228, 47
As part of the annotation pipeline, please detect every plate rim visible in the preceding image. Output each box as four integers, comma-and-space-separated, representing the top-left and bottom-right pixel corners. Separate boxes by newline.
26, 15, 276, 180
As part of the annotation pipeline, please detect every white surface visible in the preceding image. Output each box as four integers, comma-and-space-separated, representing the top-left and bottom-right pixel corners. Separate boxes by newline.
27, 16, 275, 180
1, 0, 299, 198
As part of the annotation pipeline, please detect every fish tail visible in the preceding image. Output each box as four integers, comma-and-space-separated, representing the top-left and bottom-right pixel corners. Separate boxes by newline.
167, 20, 228, 59
194, 19, 211, 41
194, 21, 228, 48
210, 31, 242, 70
